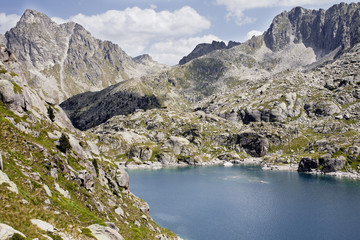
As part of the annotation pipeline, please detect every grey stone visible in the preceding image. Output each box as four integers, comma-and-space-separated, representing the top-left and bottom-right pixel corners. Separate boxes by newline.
87, 224, 124, 240
115, 168, 129, 190
320, 155, 347, 173
54, 182, 70, 199
134, 221, 141, 228
139, 201, 150, 216
30, 219, 55, 232
0, 223, 26, 240
0, 171, 18, 194
298, 157, 319, 172
157, 152, 177, 165
43, 184, 52, 197
163, 136, 190, 155
237, 132, 269, 157
50, 168, 58, 179
305, 101, 340, 117
0, 80, 25, 110
128, 145, 153, 161
115, 207, 125, 218
76, 170, 95, 192
105, 222, 119, 232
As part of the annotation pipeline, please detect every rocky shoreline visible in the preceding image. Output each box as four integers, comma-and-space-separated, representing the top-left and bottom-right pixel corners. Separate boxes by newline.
125, 158, 360, 181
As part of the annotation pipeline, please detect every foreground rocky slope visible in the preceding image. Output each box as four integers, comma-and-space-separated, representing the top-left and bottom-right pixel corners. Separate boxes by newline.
0, 49, 177, 239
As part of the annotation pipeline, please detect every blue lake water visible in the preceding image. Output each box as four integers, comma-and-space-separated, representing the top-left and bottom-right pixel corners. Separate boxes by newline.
128, 165, 360, 240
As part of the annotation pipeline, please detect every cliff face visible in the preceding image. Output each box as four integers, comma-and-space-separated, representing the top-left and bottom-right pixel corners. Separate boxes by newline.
4, 9, 165, 103
264, 2, 360, 57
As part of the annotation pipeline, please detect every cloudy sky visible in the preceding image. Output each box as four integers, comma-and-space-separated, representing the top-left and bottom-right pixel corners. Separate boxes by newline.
0, 0, 356, 65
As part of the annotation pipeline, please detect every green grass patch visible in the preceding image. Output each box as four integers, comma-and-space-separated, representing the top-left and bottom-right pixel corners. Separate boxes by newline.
11, 82, 23, 94
81, 228, 95, 239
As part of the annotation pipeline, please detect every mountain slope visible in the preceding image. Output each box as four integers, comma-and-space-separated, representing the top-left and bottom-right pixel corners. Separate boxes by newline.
0, 47, 177, 240
61, 2, 360, 130
4, 9, 167, 103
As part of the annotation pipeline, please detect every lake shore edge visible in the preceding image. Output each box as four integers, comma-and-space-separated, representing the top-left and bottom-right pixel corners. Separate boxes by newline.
125, 158, 360, 180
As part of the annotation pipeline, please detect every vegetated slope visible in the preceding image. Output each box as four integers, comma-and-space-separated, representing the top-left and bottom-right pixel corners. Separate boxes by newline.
0, 49, 177, 240
4, 9, 167, 104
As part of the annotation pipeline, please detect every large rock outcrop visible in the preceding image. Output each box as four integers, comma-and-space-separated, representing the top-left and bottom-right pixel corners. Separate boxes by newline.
264, 2, 360, 57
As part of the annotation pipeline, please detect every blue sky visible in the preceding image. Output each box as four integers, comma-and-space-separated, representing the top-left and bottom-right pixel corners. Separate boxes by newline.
0, 0, 357, 65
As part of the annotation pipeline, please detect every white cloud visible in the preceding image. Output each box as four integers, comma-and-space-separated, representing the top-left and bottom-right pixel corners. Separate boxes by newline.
216, 0, 345, 25
149, 35, 222, 65
57, 6, 211, 60
244, 30, 263, 41
51, 16, 68, 25
0, 13, 21, 34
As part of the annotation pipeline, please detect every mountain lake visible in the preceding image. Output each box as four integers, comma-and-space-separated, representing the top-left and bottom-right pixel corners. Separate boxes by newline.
128, 165, 360, 240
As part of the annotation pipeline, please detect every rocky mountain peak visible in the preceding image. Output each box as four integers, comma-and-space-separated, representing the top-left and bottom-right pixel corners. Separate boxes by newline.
3, 9, 165, 103
179, 40, 240, 65
19, 9, 48, 24
133, 54, 154, 64
264, 2, 360, 57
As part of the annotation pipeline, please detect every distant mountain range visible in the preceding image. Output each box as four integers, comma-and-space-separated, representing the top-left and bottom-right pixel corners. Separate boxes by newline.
1, 9, 167, 103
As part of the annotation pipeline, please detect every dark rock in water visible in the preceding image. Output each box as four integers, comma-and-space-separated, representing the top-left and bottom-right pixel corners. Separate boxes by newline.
179, 40, 240, 65
237, 132, 269, 157
298, 155, 346, 173
298, 157, 319, 172
319, 154, 347, 173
